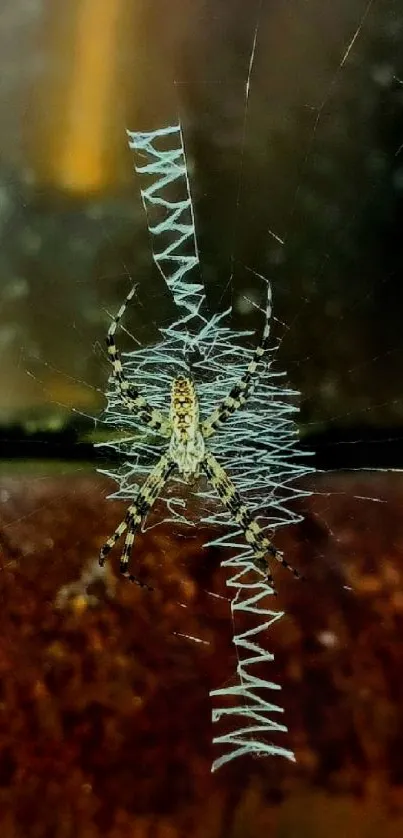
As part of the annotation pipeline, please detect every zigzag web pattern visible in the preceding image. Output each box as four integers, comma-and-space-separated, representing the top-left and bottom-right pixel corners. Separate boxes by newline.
99, 124, 315, 772
126, 124, 205, 332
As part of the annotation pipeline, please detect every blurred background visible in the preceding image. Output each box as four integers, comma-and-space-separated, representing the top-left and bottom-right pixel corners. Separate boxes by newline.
1, 1, 403, 837
1, 0, 403, 455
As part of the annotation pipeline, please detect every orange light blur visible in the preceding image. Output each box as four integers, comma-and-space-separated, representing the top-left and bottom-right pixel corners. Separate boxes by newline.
49, 0, 123, 194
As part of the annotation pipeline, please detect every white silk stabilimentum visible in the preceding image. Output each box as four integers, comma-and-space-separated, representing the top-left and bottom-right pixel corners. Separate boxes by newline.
99, 124, 314, 772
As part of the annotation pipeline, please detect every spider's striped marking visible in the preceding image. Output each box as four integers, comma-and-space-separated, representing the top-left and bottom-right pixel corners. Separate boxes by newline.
107, 284, 171, 436
202, 284, 272, 439
171, 377, 198, 438
169, 377, 205, 478
100, 281, 302, 587
201, 450, 303, 585
99, 453, 175, 573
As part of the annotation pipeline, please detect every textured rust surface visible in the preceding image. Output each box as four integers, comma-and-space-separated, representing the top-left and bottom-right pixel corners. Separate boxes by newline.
0, 469, 403, 837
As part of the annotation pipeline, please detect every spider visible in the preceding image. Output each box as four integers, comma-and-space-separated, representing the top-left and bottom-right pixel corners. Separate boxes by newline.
99, 283, 303, 590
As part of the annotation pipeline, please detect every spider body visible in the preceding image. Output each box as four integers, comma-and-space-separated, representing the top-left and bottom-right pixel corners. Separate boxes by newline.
169, 377, 205, 478
99, 283, 302, 590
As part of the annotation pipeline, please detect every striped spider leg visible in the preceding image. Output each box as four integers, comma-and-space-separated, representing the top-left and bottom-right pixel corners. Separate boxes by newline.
201, 451, 303, 588
106, 282, 171, 436
202, 283, 272, 439
99, 283, 302, 587
99, 453, 175, 586
201, 286, 302, 584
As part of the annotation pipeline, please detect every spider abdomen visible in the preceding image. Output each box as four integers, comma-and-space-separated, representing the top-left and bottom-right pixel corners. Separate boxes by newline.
169, 376, 205, 477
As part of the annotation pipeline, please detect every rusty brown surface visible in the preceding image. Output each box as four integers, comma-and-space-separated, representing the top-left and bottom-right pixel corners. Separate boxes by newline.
0, 469, 403, 837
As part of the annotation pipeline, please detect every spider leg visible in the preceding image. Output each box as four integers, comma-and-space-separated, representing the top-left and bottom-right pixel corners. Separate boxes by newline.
99, 453, 176, 579
202, 283, 272, 439
201, 451, 303, 584
107, 283, 171, 436
99, 517, 129, 565
121, 521, 154, 588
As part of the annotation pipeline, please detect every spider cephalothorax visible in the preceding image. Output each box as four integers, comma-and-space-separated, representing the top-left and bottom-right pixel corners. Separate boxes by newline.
99, 283, 302, 590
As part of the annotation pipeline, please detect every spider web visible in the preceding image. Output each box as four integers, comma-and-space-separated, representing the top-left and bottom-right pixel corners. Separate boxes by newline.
1, 0, 403, 783
95, 0, 403, 772
98, 123, 314, 771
